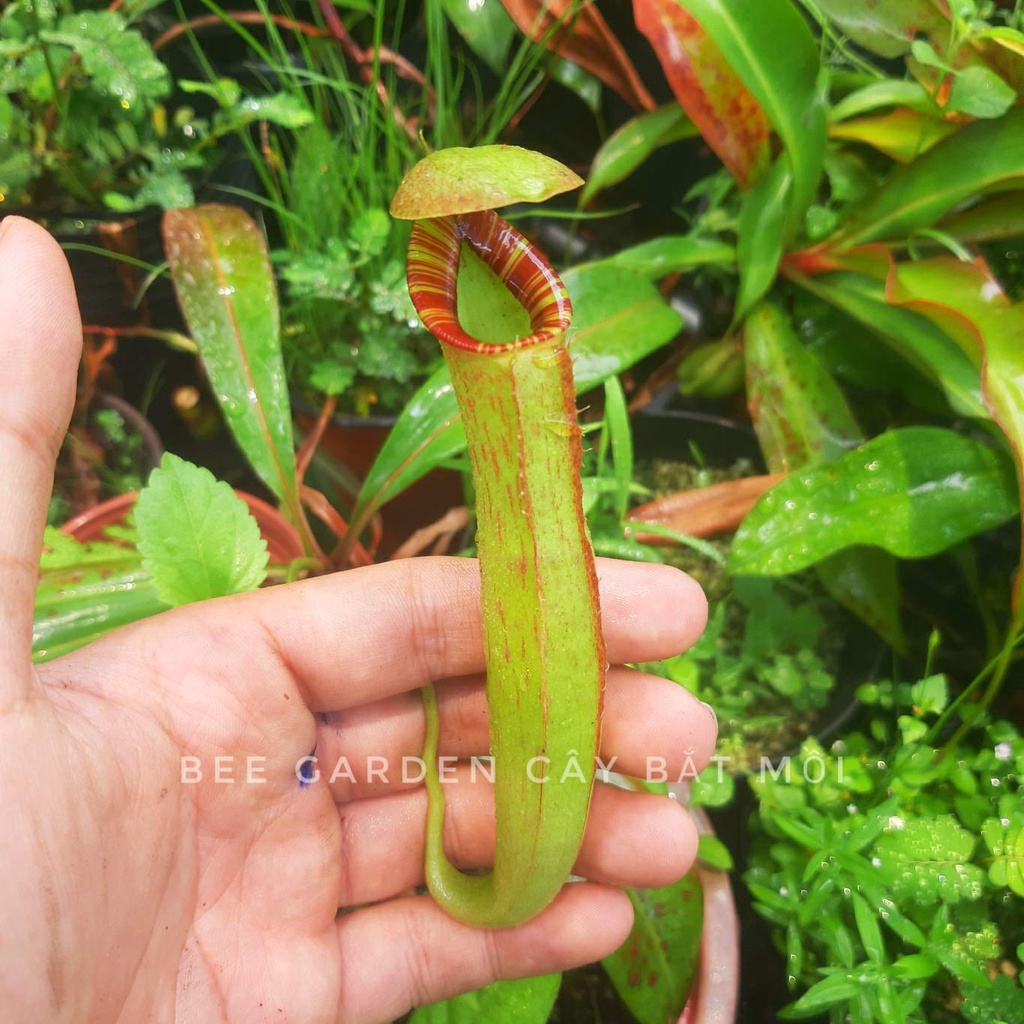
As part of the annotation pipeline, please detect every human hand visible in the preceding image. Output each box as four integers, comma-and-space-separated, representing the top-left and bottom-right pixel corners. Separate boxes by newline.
0, 216, 714, 1023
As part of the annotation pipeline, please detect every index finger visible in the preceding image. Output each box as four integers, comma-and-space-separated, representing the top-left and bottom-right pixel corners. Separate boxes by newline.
133, 556, 707, 713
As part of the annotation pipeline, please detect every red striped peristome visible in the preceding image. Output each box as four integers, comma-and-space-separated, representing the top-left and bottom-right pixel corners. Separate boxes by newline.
406, 209, 572, 353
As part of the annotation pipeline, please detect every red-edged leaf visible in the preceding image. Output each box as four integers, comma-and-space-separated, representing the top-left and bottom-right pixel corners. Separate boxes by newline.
829, 108, 957, 163
500, 0, 655, 111
634, 0, 770, 186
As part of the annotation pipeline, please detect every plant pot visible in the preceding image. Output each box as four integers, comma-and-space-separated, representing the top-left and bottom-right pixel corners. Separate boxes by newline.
62, 489, 305, 564
295, 405, 466, 559
51, 391, 165, 525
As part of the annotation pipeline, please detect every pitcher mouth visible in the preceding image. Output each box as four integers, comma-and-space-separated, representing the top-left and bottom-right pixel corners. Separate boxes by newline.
406, 209, 572, 354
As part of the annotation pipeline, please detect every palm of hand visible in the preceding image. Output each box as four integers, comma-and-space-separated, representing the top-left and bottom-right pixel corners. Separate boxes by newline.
0, 218, 713, 1024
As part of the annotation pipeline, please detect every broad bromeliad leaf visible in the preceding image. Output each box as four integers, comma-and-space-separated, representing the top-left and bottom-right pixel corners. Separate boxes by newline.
730, 427, 1018, 576
843, 254, 1024, 610
135, 454, 268, 607
580, 103, 697, 207
633, 0, 771, 187
162, 205, 308, 539
408, 974, 560, 1024
672, 0, 827, 235
603, 872, 703, 1024
793, 271, 987, 420
500, 0, 655, 110
33, 527, 167, 663
838, 107, 1024, 246
743, 301, 902, 648
350, 260, 683, 521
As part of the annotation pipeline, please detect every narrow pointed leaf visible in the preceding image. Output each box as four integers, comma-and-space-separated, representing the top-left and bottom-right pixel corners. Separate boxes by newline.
735, 158, 792, 319
743, 302, 902, 647
352, 262, 683, 518
603, 872, 703, 1024
500, 0, 655, 110
840, 107, 1024, 246
634, 0, 770, 186
607, 234, 736, 279
829, 108, 957, 163
730, 427, 1018, 576
162, 206, 300, 513
580, 103, 697, 207
829, 80, 939, 122
676, 0, 827, 232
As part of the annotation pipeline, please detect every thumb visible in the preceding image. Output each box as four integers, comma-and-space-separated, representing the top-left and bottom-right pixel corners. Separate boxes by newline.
0, 217, 82, 702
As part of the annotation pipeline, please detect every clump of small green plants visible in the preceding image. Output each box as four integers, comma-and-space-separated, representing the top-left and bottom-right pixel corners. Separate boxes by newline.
651, 576, 843, 772
0, 0, 310, 213
746, 668, 1024, 1024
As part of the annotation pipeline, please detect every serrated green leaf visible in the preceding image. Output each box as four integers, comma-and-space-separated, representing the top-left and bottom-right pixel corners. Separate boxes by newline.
135, 453, 268, 606
874, 815, 985, 905
409, 975, 560, 1024
42, 12, 169, 115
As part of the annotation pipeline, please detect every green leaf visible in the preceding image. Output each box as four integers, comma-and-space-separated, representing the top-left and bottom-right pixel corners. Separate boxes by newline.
948, 65, 1017, 119
679, 0, 827, 232
603, 873, 703, 1024
808, 1, 949, 58
351, 262, 682, 517
910, 674, 948, 716
33, 528, 168, 663
441, 0, 516, 74
852, 893, 886, 963
961, 976, 1024, 1024
605, 234, 736, 279
135, 454, 268, 606
778, 972, 862, 1018
816, 548, 904, 652
42, 12, 169, 115
735, 158, 791, 319
390, 146, 583, 220
743, 301, 861, 469
162, 206, 304, 528
828, 108, 958, 163
829, 80, 939, 122
730, 427, 1019, 575
697, 834, 734, 870
982, 818, 1024, 896
634, 0, 771, 187
227, 92, 314, 128
796, 272, 987, 420
874, 815, 985, 905
690, 764, 735, 808
939, 193, 1024, 244
409, 974, 560, 1024
580, 103, 697, 206
841, 108, 1024, 245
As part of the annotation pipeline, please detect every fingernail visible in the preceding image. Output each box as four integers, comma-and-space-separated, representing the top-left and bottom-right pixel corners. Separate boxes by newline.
702, 701, 718, 730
